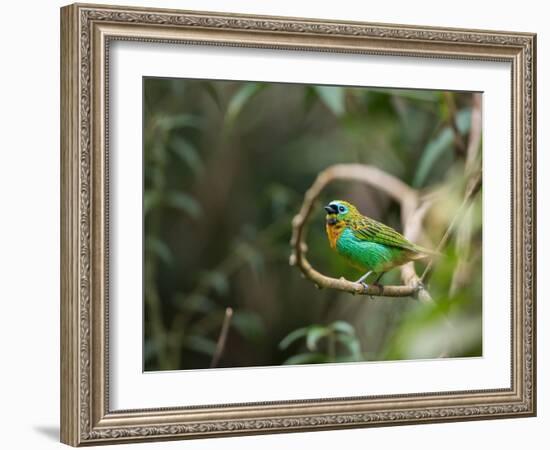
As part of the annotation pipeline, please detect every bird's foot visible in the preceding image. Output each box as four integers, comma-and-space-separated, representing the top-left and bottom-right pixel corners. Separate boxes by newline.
372, 282, 384, 295
413, 281, 425, 296
359, 282, 376, 300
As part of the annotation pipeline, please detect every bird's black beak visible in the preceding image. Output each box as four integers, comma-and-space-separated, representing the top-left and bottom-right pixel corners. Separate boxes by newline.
324, 204, 339, 214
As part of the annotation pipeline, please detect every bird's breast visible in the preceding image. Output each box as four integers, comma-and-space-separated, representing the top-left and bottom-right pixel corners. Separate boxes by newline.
325, 221, 345, 249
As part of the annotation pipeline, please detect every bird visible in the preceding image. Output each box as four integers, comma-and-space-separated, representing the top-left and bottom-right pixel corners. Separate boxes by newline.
324, 200, 437, 288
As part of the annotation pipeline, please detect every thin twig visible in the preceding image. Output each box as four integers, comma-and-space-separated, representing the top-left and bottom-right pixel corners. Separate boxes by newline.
420, 170, 482, 282
465, 93, 482, 173
401, 200, 435, 303
210, 307, 233, 368
450, 93, 483, 294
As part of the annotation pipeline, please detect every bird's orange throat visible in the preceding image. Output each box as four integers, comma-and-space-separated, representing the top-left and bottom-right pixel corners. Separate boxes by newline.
326, 218, 345, 249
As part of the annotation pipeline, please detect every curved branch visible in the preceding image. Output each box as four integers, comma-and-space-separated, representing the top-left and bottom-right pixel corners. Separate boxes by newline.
290, 164, 427, 298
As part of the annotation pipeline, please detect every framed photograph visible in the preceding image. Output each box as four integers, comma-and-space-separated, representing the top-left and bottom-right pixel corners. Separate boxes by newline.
60, 3, 536, 446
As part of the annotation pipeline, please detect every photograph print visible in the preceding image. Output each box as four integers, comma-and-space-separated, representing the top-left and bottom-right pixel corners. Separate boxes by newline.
142, 77, 482, 372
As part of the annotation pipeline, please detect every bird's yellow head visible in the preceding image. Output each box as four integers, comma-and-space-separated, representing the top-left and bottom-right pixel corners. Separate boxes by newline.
324, 200, 360, 248
324, 200, 360, 221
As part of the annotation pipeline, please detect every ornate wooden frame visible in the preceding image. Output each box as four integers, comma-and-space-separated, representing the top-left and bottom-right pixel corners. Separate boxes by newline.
60, 3, 536, 446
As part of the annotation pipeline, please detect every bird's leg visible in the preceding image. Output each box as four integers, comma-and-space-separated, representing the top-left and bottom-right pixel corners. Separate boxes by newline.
355, 270, 372, 289
372, 272, 385, 295
373, 272, 386, 287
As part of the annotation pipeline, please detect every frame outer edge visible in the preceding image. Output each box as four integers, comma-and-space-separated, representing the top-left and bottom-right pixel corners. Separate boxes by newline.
61, 2, 537, 445
61, 3, 81, 447
527, 33, 536, 416
532, 34, 537, 417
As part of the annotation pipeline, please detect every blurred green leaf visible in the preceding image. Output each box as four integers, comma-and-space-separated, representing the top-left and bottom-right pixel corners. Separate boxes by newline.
179, 294, 217, 313
202, 271, 229, 296
169, 137, 204, 175
146, 237, 173, 266
225, 83, 265, 126
279, 327, 308, 350
330, 320, 356, 336
144, 339, 163, 362
372, 88, 439, 102
183, 336, 217, 356
156, 114, 202, 131
144, 191, 162, 215
306, 325, 330, 351
166, 191, 202, 219
231, 311, 266, 341
413, 109, 472, 187
200, 81, 222, 109
283, 353, 328, 365
336, 333, 362, 360
314, 86, 346, 116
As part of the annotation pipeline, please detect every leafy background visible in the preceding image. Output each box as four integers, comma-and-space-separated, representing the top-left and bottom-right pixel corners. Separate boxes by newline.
143, 78, 482, 371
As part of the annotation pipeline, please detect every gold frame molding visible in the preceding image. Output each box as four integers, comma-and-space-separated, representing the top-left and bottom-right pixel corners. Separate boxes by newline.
60, 2, 536, 446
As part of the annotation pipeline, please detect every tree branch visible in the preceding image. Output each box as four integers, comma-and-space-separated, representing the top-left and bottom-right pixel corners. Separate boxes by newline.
289, 158, 482, 301
290, 164, 427, 298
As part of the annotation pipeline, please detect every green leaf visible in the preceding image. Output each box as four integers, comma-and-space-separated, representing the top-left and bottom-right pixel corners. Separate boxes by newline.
330, 321, 356, 336
231, 311, 265, 341
413, 109, 472, 187
283, 353, 329, 365
143, 339, 162, 362
279, 327, 308, 350
455, 109, 472, 134
183, 336, 217, 356
146, 237, 172, 266
336, 334, 363, 360
170, 79, 186, 96
180, 294, 217, 313
306, 325, 330, 351
202, 271, 229, 296
201, 81, 223, 109
166, 192, 202, 219
156, 114, 202, 131
143, 191, 162, 215
225, 83, 265, 125
371, 88, 439, 102
314, 86, 346, 116
169, 137, 204, 175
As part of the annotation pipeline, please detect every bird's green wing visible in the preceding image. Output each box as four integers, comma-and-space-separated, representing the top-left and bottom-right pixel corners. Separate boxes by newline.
350, 217, 418, 252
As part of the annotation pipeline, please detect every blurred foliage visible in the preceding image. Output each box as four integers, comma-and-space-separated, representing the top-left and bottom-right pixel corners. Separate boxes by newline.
279, 321, 363, 364
143, 77, 482, 371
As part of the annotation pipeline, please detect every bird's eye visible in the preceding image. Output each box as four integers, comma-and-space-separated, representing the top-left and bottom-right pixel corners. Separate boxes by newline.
339, 206, 346, 213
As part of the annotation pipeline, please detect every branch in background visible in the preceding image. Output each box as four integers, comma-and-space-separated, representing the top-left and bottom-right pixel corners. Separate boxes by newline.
210, 307, 233, 368
444, 92, 467, 158
465, 93, 482, 173
450, 93, 483, 294
420, 170, 482, 283
290, 159, 483, 302
401, 200, 435, 303
290, 164, 429, 299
